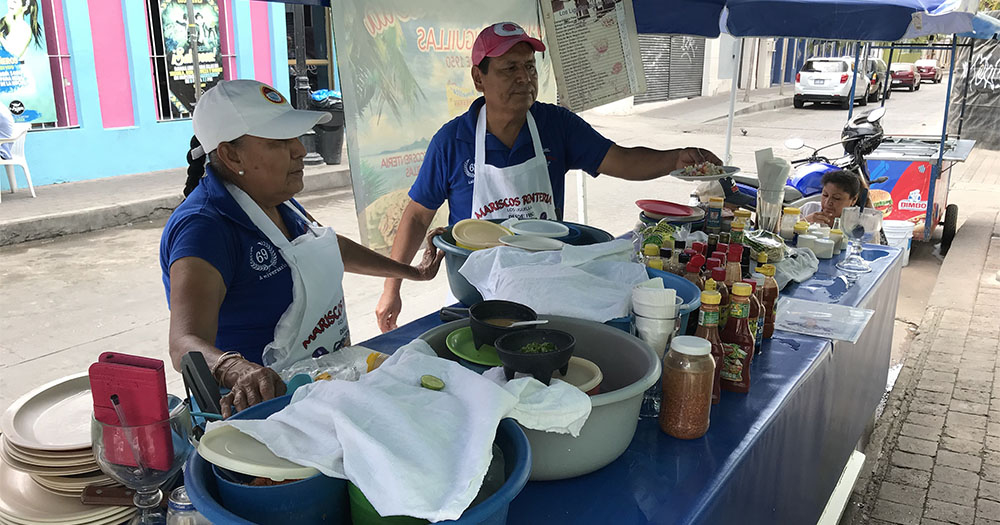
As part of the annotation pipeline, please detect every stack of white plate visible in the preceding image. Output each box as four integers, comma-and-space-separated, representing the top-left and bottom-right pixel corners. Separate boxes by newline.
0, 373, 132, 523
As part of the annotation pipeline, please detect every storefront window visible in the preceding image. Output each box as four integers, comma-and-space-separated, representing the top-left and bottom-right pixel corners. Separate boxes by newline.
145, 0, 233, 121
0, 0, 77, 130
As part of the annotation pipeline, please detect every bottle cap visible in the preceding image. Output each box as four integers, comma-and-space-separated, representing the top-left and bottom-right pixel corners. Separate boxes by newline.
704, 279, 718, 291
709, 197, 724, 204
712, 251, 727, 264
647, 258, 664, 271
670, 335, 712, 356
717, 242, 729, 254
757, 252, 768, 263
674, 239, 686, 250
735, 209, 752, 219
700, 290, 722, 305
659, 247, 673, 258
728, 243, 743, 260
686, 260, 702, 273
783, 207, 801, 215
731, 282, 752, 296
707, 257, 721, 270
691, 254, 706, 267
761, 264, 776, 277
742, 279, 757, 293
830, 228, 843, 236
732, 220, 745, 231
711, 267, 727, 282
708, 233, 719, 243
679, 253, 691, 264
643, 243, 659, 256
692, 241, 706, 255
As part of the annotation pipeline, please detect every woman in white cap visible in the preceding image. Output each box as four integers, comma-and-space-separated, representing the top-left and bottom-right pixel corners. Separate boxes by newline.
160, 80, 444, 417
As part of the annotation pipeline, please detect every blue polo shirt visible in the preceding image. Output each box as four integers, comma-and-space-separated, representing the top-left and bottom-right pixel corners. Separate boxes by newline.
409, 97, 614, 225
159, 167, 311, 365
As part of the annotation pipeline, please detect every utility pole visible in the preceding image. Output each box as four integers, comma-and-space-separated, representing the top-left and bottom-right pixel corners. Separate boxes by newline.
778, 39, 787, 95
293, 4, 323, 165
186, 0, 202, 102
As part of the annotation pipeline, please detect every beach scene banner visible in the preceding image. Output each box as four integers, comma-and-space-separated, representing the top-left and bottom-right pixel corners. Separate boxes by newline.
331, 0, 555, 253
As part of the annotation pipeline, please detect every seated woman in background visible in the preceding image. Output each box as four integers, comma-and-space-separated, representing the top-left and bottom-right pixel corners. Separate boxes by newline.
160, 80, 444, 417
800, 170, 861, 227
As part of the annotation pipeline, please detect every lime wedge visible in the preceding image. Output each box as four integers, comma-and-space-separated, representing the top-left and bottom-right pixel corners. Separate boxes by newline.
420, 374, 445, 391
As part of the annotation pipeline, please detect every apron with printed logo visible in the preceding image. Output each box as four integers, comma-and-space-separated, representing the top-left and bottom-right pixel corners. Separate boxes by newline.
226, 183, 350, 373
470, 106, 558, 221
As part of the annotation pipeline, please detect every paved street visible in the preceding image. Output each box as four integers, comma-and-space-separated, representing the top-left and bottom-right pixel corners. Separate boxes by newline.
1, 78, 996, 437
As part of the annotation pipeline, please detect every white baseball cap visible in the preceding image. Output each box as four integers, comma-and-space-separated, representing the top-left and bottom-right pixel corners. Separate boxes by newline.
191, 79, 331, 157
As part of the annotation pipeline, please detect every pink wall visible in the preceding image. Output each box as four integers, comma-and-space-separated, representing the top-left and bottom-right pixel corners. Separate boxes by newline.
220, 0, 237, 80
87, 0, 134, 128
249, 1, 272, 85
42, 0, 76, 127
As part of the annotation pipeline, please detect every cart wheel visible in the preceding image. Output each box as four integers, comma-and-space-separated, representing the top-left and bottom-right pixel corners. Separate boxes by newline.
794, 99, 804, 109
885, 90, 891, 100
941, 204, 958, 256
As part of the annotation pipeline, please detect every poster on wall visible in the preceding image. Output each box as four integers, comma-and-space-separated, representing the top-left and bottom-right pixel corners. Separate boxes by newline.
158, 0, 224, 115
0, 0, 58, 124
330, 0, 555, 253
539, 0, 645, 112
948, 18, 1000, 150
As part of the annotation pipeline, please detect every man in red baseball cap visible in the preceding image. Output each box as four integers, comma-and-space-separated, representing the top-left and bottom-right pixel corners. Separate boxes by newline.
375, 21, 721, 332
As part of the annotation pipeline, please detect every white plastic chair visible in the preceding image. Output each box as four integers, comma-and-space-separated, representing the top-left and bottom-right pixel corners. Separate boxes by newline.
0, 122, 34, 202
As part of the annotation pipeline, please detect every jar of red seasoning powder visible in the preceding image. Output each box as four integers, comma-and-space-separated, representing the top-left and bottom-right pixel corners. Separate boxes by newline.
659, 336, 715, 439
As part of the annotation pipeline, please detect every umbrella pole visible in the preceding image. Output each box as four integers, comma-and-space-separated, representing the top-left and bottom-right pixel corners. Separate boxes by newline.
956, 39, 975, 138
848, 41, 861, 120
725, 39, 743, 165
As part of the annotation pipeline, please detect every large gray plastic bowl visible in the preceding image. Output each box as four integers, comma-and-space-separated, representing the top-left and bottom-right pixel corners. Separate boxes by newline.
432, 221, 614, 306
419, 315, 660, 480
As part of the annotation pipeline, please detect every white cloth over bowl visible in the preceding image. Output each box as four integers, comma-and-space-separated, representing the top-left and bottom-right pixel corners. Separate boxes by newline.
458, 239, 649, 323
208, 340, 590, 522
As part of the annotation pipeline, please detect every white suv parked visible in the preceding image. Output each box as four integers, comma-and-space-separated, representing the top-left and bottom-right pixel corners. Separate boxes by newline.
794, 57, 873, 109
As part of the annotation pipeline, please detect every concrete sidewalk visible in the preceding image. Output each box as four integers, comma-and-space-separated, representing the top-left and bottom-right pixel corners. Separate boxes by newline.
846, 210, 1000, 525
0, 87, 793, 247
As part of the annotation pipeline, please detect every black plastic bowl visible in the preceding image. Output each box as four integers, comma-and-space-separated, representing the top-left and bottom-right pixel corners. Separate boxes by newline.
469, 300, 538, 351
494, 329, 576, 385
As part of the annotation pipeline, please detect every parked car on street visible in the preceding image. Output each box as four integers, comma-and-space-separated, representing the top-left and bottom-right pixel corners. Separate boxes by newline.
889, 62, 921, 92
794, 57, 873, 109
915, 58, 943, 83
865, 58, 888, 103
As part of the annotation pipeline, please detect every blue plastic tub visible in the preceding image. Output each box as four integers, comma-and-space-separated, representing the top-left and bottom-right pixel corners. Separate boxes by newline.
432, 220, 614, 306
607, 268, 702, 335
184, 397, 532, 525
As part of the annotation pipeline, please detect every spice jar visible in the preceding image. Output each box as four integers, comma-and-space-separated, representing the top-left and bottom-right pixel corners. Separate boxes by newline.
793, 221, 809, 246
780, 207, 801, 240
830, 229, 844, 255
706, 197, 724, 234
660, 335, 715, 439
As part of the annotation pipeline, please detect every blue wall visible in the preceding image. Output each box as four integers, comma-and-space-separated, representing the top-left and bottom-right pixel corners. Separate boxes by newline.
2, 0, 289, 190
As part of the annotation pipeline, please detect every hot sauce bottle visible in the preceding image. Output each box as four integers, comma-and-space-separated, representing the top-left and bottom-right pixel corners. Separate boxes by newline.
746, 278, 766, 356
720, 282, 755, 393
725, 244, 744, 289
711, 267, 730, 327
760, 264, 780, 340
694, 290, 725, 404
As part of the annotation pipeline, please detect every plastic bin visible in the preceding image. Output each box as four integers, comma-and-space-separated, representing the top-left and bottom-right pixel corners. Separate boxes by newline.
882, 220, 915, 266
309, 90, 345, 165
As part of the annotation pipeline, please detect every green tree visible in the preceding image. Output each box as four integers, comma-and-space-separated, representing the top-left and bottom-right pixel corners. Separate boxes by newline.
981, 0, 1000, 11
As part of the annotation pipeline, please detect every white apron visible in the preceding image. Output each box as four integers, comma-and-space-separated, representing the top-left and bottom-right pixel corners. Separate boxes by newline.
226, 183, 350, 373
470, 107, 558, 221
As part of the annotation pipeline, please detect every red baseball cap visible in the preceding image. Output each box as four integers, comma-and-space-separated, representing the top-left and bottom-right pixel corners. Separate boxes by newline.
472, 22, 545, 66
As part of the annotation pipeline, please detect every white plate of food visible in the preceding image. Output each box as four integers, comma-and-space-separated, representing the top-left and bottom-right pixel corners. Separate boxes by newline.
669, 163, 740, 181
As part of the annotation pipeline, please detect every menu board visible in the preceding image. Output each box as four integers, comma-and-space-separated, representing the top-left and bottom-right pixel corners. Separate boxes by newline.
540, 0, 645, 112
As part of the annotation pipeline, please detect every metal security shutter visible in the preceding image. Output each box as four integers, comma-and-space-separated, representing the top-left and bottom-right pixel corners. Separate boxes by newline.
635, 35, 705, 104
667, 36, 705, 98
635, 34, 671, 103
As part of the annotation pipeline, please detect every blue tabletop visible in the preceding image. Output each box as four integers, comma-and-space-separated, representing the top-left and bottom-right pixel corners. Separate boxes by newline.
359, 244, 902, 524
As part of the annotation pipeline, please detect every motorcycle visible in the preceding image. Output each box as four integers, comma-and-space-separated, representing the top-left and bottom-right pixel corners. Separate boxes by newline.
719, 107, 889, 211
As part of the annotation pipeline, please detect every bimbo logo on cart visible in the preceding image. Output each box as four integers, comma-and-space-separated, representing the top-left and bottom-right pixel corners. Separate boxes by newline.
898, 189, 927, 212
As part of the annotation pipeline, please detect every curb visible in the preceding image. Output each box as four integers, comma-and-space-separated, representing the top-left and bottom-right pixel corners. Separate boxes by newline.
0, 165, 352, 247
705, 95, 796, 123
844, 210, 999, 523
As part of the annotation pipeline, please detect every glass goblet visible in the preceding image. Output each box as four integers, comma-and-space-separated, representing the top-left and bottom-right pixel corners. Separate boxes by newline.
837, 207, 883, 274
92, 401, 195, 525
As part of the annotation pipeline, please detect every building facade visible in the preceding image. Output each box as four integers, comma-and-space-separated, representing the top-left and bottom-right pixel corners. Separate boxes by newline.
0, 0, 288, 190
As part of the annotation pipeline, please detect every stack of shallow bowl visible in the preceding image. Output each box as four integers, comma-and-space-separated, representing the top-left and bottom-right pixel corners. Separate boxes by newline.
0, 373, 133, 524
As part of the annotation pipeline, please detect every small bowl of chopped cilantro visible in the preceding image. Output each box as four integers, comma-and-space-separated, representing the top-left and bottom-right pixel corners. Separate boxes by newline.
494, 329, 576, 385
